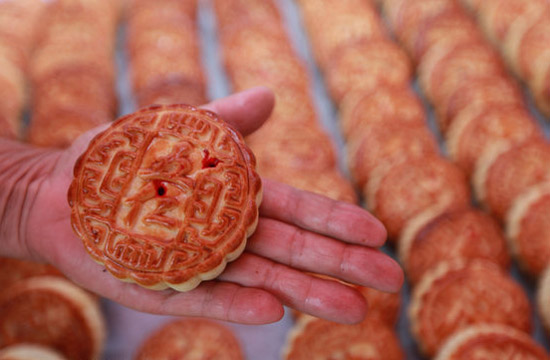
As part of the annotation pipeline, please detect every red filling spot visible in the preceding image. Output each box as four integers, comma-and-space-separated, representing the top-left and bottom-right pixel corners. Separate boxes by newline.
153, 180, 167, 197
202, 149, 220, 169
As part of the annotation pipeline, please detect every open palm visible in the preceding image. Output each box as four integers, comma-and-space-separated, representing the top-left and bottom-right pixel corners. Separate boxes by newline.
20, 87, 402, 325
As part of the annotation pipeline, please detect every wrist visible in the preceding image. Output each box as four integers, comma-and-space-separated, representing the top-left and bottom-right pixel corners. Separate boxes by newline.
0, 139, 60, 260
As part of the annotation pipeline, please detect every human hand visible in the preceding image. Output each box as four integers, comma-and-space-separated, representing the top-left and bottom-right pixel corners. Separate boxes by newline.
12, 87, 403, 325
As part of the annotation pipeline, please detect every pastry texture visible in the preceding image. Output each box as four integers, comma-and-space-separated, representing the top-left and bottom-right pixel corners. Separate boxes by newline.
68, 104, 262, 291
0, 344, 67, 360
127, 0, 206, 107
435, 324, 549, 360
347, 122, 438, 188
366, 155, 470, 241
437, 76, 524, 133
339, 85, 425, 142
399, 208, 509, 285
135, 319, 243, 360
325, 39, 411, 103
446, 104, 539, 175
410, 260, 531, 357
473, 139, 550, 221
283, 315, 404, 360
0, 258, 62, 290
0, 276, 105, 360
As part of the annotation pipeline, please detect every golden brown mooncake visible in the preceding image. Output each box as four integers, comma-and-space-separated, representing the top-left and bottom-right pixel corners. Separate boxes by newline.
135, 318, 243, 360
515, 13, 550, 83
228, 53, 309, 96
0, 276, 105, 360
347, 122, 438, 188
221, 24, 295, 75
68, 104, 262, 291
127, 20, 198, 55
134, 77, 207, 108
517, 14, 550, 117
298, 0, 386, 68
0, 344, 67, 360
28, 107, 110, 148
126, 0, 206, 109
446, 104, 539, 175
366, 155, 470, 241
473, 139, 550, 222
506, 183, 550, 277
479, 0, 548, 45
438, 76, 524, 133
419, 41, 505, 105
129, 50, 204, 98
283, 315, 404, 360
0, 0, 45, 69
0, 257, 62, 290
128, 0, 198, 22
339, 85, 426, 142
32, 67, 117, 116
412, 11, 480, 62
410, 260, 531, 357
213, 0, 281, 37
390, 0, 462, 52
259, 166, 358, 205
249, 126, 337, 174
435, 324, 549, 360
399, 207, 510, 286
28, 0, 117, 148
325, 39, 412, 104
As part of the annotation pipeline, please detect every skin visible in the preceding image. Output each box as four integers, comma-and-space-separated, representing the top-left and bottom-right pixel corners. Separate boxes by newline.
0, 87, 403, 325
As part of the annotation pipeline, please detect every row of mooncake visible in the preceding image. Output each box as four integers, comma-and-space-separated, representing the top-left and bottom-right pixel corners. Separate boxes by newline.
26, 0, 119, 148
264, 0, 406, 356
126, 0, 207, 108
211, 1, 407, 358
384, 0, 550, 355
378, 0, 550, 356
285, 262, 550, 360
180, 3, 384, 345
379, 0, 550, 278
0, 2, 118, 356
0, 0, 44, 140
0, 258, 106, 360
0, 256, 252, 360
213, 0, 356, 203
0, 0, 209, 149
298, 0, 549, 358
461, 0, 550, 117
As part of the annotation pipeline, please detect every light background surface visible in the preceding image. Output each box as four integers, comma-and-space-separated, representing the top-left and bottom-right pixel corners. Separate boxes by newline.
105, 0, 550, 358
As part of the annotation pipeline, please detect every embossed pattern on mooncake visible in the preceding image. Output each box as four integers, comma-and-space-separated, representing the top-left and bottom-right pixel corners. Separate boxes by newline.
68, 104, 262, 291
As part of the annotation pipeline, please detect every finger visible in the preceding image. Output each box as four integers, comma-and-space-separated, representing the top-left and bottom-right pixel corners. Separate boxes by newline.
219, 253, 368, 324
107, 281, 284, 325
247, 218, 403, 292
57, 252, 283, 324
202, 86, 275, 136
40, 225, 284, 324
260, 179, 387, 247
